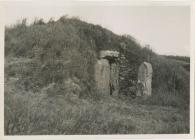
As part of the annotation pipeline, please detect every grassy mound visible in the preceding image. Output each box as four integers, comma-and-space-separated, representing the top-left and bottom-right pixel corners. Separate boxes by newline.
4, 16, 190, 134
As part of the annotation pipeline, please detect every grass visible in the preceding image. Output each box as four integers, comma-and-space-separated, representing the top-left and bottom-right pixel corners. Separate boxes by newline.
4, 88, 189, 135
4, 74, 189, 134
4, 16, 190, 135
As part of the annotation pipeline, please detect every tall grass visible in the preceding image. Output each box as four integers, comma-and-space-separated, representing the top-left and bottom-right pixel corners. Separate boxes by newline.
5, 86, 189, 134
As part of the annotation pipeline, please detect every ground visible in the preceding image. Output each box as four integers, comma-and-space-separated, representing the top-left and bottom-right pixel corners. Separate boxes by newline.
5, 87, 189, 134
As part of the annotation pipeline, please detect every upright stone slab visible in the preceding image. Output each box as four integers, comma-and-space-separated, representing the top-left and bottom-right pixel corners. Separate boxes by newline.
95, 59, 110, 95
110, 63, 119, 96
95, 50, 119, 96
137, 62, 153, 96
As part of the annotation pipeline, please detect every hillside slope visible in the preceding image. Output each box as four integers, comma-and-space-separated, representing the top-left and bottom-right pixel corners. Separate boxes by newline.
4, 17, 190, 134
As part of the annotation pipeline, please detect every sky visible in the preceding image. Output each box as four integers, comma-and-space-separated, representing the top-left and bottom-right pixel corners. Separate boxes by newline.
3, 1, 190, 56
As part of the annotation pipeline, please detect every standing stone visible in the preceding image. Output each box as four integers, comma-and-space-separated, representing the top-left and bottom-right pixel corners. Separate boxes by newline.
137, 62, 153, 96
95, 59, 110, 95
95, 50, 119, 96
110, 63, 119, 96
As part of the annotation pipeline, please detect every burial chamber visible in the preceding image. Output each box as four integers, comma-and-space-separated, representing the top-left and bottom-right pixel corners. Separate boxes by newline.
95, 50, 119, 96
94, 51, 153, 97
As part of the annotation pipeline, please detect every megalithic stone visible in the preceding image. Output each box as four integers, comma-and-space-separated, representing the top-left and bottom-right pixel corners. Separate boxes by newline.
95, 50, 119, 96
100, 50, 119, 59
137, 62, 153, 96
110, 62, 119, 96
95, 59, 110, 95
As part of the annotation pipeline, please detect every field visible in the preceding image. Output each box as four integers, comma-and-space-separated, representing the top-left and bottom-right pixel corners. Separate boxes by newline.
4, 17, 190, 134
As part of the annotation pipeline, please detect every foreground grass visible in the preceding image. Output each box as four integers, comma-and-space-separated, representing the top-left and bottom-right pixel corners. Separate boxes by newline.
5, 87, 189, 135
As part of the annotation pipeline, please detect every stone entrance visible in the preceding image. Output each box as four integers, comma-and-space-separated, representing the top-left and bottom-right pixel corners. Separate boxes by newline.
95, 50, 119, 96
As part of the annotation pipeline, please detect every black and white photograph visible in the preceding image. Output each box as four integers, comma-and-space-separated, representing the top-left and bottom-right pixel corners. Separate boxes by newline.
0, 0, 194, 138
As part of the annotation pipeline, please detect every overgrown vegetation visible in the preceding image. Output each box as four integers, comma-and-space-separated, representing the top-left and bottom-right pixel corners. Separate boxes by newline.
163, 55, 190, 63
5, 16, 190, 134
162, 55, 190, 72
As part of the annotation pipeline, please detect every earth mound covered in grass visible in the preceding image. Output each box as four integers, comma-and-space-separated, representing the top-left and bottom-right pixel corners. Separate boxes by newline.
4, 16, 190, 134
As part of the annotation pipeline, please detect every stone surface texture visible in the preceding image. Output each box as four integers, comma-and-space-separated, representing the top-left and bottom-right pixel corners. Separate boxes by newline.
137, 62, 153, 96
110, 63, 119, 96
95, 59, 110, 95
100, 50, 119, 59
95, 50, 119, 96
